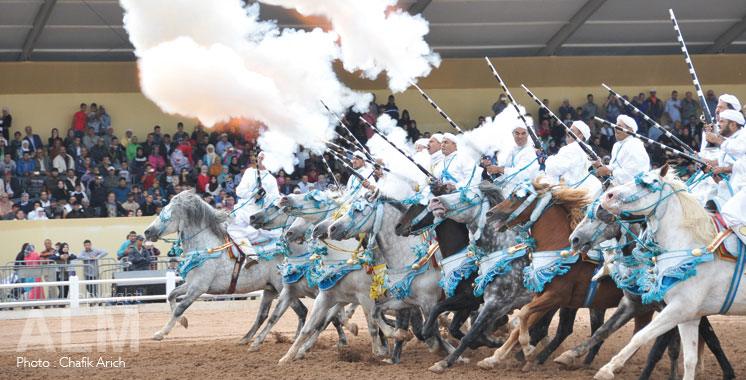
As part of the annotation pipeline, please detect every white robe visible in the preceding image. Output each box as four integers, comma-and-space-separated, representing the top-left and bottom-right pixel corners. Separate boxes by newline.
229, 167, 281, 247
609, 136, 650, 186
413, 150, 430, 174
721, 158, 746, 231
497, 144, 539, 196
345, 164, 376, 196
715, 128, 746, 203
432, 150, 482, 189
429, 151, 444, 175
545, 141, 602, 199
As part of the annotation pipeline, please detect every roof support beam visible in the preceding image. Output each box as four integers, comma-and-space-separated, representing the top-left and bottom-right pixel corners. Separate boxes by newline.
408, 0, 432, 15
18, 0, 57, 61
537, 0, 606, 56
706, 13, 746, 54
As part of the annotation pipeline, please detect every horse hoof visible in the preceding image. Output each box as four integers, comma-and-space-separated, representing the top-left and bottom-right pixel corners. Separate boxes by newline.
554, 351, 578, 368
333, 341, 346, 349
179, 316, 188, 328
294, 351, 307, 360
383, 358, 397, 365
278, 356, 292, 366
477, 358, 496, 370
594, 366, 615, 380
392, 328, 412, 341
521, 361, 537, 372
456, 356, 470, 364
428, 361, 447, 374
152, 332, 164, 341
247, 345, 260, 352
236, 339, 250, 346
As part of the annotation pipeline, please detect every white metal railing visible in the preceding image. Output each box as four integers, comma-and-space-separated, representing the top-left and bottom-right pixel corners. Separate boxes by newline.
0, 272, 262, 309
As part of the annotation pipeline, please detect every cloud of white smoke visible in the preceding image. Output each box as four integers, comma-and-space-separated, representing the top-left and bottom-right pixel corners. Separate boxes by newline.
365, 114, 425, 199
120, 0, 370, 173
260, 0, 441, 92
456, 104, 530, 164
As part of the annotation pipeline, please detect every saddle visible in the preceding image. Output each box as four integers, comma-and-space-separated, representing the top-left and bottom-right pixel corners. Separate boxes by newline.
708, 213, 743, 261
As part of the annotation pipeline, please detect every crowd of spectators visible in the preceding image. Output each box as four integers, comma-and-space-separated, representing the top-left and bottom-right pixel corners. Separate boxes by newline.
0, 89, 722, 221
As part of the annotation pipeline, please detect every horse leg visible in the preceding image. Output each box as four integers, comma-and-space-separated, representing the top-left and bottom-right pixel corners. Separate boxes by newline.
477, 311, 523, 370
290, 299, 308, 339
339, 303, 359, 336
371, 299, 398, 338
330, 316, 348, 348
384, 308, 412, 364
422, 295, 468, 341
448, 309, 471, 340
166, 283, 189, 327
515, 306, 559, 363
357, 295, 388, 356
247, 289, 302, 350
583, 308, 608, 366
153, 283, 205, 340
530, 307, 578, 369
278, 292, 334, 365
237, 289, 277, 346
699, 316, 735, 380
430, 299, 512, 373
296, 303, 345, 359
555, 297, 647, 368
517, 294, 561, 360
595, 302, 694, 380
636, 327, 678, 380
677, 319, 700, 380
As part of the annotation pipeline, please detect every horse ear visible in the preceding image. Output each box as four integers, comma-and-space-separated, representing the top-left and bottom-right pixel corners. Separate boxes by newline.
660, 163, 669, 178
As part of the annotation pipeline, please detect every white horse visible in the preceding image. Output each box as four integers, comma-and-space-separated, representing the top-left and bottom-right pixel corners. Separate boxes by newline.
143, 190, 296, 341
597, 165, 744, 380
277, 190, 385, 364
241, 201, 357, 352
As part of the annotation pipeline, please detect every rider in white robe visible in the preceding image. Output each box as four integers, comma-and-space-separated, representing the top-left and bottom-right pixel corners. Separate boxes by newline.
228, 152, 281, 248
484, 124, 540, 197
705, 109, 746, 206
721, 157, 746, 243
413, 138, 430, 171
595, 115, 650, 186
431, 133, 483, 192
544, 121, 602, 199
345, 151, 377, 196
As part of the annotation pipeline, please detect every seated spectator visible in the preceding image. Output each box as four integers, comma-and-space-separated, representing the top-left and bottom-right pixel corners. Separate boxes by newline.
224, 195, 235, 211
196, 165, 210, 193
315, 175, 328, 191
10, 131, 23, 159
121, 192, 140, 214
34, 147, 52, 175
88, 175, 107, 207
206, 175, 221, 197
112, 178, 130, 203
26, 170, 44, 197
148, 145, 166, 172
0, 193, 13, 217
140, 193, 157, 216
126, 136, 142, 163
102, 192, 126, 217
215, 133, 233, 156
118, 161, 132, 183
79, 198, 97, 218
28, 206, 48, 220
297, 175, 312, 193
44, 199, 62, 219
48, 128, 61, 147
12, 208, 25, 220
102, 166, 119, 193
65, 199, 87, 218
16, 151, 35, 177
17, 192, 34, 214
0, 153, 16, 174
51, 179, 68, 201
173, 122, 189, 143
52, 146, 75, 173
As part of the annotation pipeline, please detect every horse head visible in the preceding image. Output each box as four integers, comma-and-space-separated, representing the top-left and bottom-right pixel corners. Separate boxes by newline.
249, 196, 290, 230
285, 217, 314, 244
327, 190, 381, 241
394, 203, 431, 236
601, 164, 670, 216
144, 189, 228, 242
570, 200, 620, 254
279, 189, 340, 223
485, 180, 541, 233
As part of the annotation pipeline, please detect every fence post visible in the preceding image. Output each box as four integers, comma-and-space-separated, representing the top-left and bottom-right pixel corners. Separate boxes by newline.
69, 275, 80, 308
165, 271, 175, 300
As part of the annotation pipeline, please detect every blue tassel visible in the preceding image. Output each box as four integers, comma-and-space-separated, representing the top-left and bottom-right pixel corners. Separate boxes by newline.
438, 256, 478, 297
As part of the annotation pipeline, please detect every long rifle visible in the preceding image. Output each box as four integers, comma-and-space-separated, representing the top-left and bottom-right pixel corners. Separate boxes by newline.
359, 116, 437, 180
484, 57, 544, 156
602, 83, 695, 155
669, 8, 717, 149
593, 117, 707, 166
320, 100, 375, 161
408, 81, 465, 133
522, 85, 600, 162
325, 148, 366, 181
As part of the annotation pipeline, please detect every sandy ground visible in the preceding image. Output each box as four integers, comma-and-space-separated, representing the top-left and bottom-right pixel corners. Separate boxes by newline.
1, 300, 745, 380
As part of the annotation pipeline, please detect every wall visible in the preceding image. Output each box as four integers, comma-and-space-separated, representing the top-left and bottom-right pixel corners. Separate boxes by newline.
0, 216, 171, 265
2, 55, 746, 137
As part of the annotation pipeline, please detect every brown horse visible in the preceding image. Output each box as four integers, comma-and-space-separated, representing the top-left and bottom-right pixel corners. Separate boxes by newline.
477, 180, 650, 370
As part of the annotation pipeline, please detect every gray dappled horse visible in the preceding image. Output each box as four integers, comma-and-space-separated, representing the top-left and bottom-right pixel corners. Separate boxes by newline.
143, 190, 305, 341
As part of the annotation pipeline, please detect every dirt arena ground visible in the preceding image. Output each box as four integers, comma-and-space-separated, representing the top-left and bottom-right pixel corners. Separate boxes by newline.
1, 300, 744, 380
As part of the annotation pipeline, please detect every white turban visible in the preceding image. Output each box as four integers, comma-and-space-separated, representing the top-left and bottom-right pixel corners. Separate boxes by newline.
511, 123, 527, 133
353, 151, 366, 160
442, 132, 458, 144
431, 133, 443, 143
415, 138, 429, 148
720, 109, 745, 126
616, 115, 638, 133
571, 120, 591, 141
719, 94, 742, 112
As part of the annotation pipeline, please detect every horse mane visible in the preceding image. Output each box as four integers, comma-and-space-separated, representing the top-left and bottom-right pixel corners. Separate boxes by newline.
532, 178, 590, 229
171, 190, 229, 238
660, 170, 715, 245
